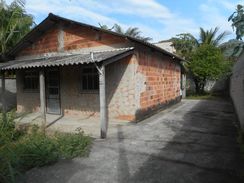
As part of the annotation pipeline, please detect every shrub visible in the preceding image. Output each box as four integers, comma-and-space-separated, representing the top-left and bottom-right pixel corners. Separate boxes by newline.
55, 130, 91, 159
0, 113, 92, 183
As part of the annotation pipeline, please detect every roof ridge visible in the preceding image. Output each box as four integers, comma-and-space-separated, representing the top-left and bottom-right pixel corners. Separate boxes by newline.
90, 47, 134, 53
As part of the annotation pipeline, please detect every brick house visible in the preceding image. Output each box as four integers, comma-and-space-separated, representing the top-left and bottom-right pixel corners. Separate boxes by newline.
0, 13, 183, 138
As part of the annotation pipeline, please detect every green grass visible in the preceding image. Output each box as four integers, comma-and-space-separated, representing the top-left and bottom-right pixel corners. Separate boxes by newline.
186, 94, 218, 100
0, 112, 92, 183
185, 91, 228, 100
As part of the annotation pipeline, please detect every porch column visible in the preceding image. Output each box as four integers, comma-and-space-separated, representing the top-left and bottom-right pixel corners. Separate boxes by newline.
39, 69, 46, 130
1, 71, 6, 120
99, 64, 108, 138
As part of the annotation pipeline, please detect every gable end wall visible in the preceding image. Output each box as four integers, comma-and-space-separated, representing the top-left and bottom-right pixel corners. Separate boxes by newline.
16, 24, 130, 58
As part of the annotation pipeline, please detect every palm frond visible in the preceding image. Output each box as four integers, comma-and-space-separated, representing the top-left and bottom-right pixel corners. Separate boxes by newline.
125, 27, 140, 37
113, 24, 124, 34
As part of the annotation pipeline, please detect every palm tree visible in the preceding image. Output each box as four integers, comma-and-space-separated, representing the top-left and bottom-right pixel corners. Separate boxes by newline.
0, 0, 34, 59
199, 27, 229, 46
171, 27, 229, 59
170, 27, 229, 94
98, 23, 114, 31
114, 24, 152, 42
99, 23, 152, 42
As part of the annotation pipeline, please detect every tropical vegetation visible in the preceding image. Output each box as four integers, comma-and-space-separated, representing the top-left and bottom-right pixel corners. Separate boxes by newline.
99, 23, 152, 42
228, 4, 244, 40
0, 112, 92, 183
171, 27, 231, 94
0, 0, 34, 59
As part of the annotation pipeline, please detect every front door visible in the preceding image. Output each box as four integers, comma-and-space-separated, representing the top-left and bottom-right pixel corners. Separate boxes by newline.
46, 68, 61, 114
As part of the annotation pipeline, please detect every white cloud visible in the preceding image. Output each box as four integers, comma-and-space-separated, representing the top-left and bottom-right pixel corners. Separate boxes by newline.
31, 0, 199, 42
7, 0, 240, 42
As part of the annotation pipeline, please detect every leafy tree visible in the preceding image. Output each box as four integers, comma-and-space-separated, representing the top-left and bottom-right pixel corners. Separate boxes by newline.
0, 0, 34, 59
171, 33, 198, 60
99, 23, 152, 42
188, 44, 231, 94
228, 4, 244, 40
170, 27, 229, 94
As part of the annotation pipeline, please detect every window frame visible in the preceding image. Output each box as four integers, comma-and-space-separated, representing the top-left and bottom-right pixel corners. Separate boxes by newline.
23, 70, 39, 92
80, 66, 99, 93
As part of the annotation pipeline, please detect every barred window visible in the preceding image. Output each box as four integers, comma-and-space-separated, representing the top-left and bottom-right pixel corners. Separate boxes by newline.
81, 67, 99, 91
23, 70, 39, 91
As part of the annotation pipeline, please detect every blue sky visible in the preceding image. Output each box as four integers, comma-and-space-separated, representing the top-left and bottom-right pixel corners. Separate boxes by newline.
6, 0, 243, 42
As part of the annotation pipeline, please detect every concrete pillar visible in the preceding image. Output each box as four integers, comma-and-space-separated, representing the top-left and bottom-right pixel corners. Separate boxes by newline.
39, 69, 46, 130
57, 24, 64, 52
99, 65, 108, 138
182, 74, 186, 98
1, 71, 6, 113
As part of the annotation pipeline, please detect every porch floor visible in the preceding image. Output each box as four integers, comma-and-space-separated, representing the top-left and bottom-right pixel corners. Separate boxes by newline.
15, 112, 131, 138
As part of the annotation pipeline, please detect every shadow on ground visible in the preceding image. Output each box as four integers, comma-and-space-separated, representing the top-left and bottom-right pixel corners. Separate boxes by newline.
117, 99, 241, 183
24, 99, 241, 183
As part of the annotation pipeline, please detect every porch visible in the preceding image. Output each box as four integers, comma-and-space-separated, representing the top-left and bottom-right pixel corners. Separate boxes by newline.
15, 112, 130, 138
0, 48, 134, 138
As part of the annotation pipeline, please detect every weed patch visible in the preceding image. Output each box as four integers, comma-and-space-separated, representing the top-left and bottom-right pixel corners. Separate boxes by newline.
0, 112, 92, 183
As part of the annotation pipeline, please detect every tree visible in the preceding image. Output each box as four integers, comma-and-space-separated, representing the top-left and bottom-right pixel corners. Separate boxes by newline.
188, 44, 231, 94
171, 27, 229, 94
228, 4, 244, 56
99, 23, 152, 42
0, 0, 34, 59
199, 27, 229, 46
98, 23, 114, 31
171, 27, 228, 57
171, 33, 198, 60
228, 4, 244, 40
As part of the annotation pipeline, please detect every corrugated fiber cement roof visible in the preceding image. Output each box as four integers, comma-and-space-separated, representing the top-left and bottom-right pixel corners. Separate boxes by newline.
0, 48, 134, 70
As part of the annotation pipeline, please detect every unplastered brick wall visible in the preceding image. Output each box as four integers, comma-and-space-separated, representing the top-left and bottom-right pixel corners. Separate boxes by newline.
106, 55, 138, 121
136, 48, 181, 117
63, 24, 127, 51
17, 23, 129, 57
18, 27, 59, 56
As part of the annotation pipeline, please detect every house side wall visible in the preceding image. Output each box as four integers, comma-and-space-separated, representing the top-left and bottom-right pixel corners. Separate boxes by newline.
230, 52, 244, 128
135, 48, 181, 119
106, 55, 138, 121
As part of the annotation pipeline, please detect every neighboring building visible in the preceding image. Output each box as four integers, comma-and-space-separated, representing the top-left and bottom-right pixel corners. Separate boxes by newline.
0, 14, 184, 137
230, 50, 244, 129
154, 41, 176, 54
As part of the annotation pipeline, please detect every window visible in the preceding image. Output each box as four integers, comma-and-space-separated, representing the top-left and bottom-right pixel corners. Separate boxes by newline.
23, 70, 39, 91
81, 67, 99, 91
